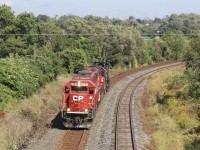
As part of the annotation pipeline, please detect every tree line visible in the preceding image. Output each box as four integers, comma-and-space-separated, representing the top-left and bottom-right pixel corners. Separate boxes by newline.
0, 4, 199, 110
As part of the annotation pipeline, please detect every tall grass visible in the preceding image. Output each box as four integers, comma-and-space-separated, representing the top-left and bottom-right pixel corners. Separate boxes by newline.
0, 74, 71, 149
138, 66, 200, 150
149, 105, 185, 150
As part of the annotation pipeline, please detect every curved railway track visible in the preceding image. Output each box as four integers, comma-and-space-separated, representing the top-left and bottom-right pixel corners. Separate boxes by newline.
115, 77, 145, 150
114, 62, 183, 150
56, 61, 183, 150
110, 60, 181, 88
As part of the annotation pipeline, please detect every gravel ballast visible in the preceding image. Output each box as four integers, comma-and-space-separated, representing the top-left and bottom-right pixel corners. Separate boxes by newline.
25, 63, 181, 150
86, 69, 155, 150
86, 64, 179, 150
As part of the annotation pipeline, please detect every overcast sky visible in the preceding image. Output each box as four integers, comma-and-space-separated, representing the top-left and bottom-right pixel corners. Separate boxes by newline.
1, 0, 200, 19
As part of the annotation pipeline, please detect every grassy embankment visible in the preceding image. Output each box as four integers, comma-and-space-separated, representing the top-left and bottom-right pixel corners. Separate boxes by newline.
138, 66, 200, 150
0, 75, 71, 149
0, 67, 125, 150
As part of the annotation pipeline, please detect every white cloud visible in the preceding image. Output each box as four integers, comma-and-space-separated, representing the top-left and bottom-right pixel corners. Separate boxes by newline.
1, 0, 12, 6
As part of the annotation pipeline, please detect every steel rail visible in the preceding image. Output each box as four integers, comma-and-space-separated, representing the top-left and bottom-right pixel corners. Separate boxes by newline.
58, 130, 70, 150
129, 78, 145, 150
77, 130, 87, 150
114, 62, 183, 150
57, 130, 87, 150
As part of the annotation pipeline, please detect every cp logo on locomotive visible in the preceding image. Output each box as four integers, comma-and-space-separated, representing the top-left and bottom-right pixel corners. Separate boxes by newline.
73, 96, 84, 101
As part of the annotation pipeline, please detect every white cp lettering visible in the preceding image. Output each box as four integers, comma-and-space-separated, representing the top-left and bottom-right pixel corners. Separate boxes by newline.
73, 96, 84, 101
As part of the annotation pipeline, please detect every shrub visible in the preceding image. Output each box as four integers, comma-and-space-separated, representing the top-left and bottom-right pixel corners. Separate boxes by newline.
152, 114, 184, 150
0, 57, 47, 110
0, 58, 44, 98
166, 98, 199, 131
0, 83, 16, 110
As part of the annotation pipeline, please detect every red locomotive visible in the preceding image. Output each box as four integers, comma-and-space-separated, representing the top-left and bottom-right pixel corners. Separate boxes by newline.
61, 62, 110, 128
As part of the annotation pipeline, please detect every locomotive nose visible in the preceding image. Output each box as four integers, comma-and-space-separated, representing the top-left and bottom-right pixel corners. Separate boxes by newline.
69, 94, 86, 112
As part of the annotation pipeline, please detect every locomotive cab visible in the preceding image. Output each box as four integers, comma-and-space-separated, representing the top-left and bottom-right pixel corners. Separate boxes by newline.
61, 80, 99, 128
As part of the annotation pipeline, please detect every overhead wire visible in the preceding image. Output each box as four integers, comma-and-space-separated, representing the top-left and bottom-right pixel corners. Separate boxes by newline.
0, 33, 198, 36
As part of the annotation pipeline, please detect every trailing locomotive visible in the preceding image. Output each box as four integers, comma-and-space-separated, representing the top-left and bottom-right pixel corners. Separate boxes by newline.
61, 62, 110, 128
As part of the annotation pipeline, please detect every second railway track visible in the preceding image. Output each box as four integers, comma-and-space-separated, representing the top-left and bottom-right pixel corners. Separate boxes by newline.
114, 62, 183, 150
115, 77, 146, 150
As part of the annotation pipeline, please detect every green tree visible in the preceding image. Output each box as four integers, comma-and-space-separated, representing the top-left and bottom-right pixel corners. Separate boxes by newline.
162, 31, 189, 60
0, 37, 27, 57
185, 34, 200, 100
15, 12, 36, 34
0, 57, 44, 99
36, 20, 61, 48
60, 48, 88, 73
15, 12, 37, 49
36, 14, 50, 22
0, 4, 16, 38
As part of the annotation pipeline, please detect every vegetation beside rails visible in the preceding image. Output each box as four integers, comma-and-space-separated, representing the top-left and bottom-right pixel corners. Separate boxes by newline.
0, 75, 71, 149
138, 67, 200, 150
0, 68, 120, 149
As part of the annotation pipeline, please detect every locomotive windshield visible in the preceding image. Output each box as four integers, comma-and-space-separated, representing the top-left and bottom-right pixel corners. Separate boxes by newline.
65, 86, 70, 94
71, 86, 87, 92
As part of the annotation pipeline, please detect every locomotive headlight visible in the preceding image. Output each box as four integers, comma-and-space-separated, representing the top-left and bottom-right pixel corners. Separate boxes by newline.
89, 96, 93, 99
78, 81, 81, 87
85, 109, 88, 112
67, 108, 70, 112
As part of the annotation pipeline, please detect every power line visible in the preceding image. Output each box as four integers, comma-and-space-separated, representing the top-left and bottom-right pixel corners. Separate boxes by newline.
142, 34, 198, 36
0, 33, 119, 36
0, 33, 198, 36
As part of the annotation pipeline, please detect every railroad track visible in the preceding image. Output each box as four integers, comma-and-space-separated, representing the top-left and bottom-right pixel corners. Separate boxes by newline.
57, 130, 88, 150
115, 77, 145, 150
110, 60, 181, 88
56, 61, 183, 150
114, 62, 183, 150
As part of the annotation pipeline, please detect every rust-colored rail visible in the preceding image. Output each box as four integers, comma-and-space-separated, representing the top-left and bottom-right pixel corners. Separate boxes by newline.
57, 130, 88, 150
110, 60, 182, 88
